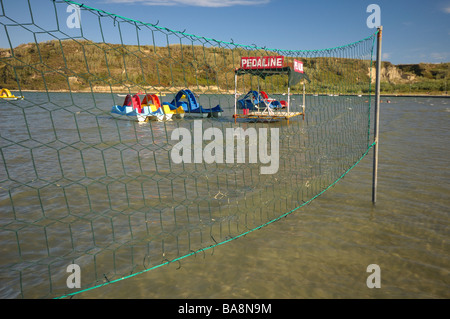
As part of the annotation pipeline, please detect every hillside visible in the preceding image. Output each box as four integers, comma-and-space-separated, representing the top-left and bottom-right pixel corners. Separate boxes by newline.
1, 40, 448, 95
371, 61, 450, 94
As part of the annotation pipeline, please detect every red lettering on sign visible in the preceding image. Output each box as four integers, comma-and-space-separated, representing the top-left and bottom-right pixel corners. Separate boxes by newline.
293, 59, 304, 73
240, 56, 284, 69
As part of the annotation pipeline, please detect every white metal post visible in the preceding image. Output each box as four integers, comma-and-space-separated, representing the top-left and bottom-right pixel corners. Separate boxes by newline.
372, 26, 382, 203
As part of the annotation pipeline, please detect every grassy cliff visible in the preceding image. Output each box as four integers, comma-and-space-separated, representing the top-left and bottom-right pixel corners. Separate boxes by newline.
376, 61, 450, 95
1, 40, 448, 95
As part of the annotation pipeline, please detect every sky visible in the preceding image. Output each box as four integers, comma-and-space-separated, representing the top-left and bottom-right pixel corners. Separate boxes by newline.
1, 0, 449, 65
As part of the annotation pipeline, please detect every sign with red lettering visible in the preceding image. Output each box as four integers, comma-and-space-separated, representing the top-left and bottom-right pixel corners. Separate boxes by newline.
293, 59, 304, 73
240, 56, 284, 69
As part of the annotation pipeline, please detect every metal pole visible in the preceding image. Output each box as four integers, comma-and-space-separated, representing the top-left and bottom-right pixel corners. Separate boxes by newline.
302, 82, 305, 119
372, 26, 382, 203
234, 72, 237, 122
287, 86, 290, 114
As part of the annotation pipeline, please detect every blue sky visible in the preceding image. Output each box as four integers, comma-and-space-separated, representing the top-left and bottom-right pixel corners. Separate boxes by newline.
1, 0, 449, 64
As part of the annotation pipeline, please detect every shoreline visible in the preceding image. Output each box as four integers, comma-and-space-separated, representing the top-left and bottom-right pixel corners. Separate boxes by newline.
379, 94, 449, 98
14, 86, 235, 95
7, 89, 450, 98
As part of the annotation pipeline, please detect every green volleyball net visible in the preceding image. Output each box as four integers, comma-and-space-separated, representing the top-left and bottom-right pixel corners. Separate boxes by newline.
0, 0, 377, 298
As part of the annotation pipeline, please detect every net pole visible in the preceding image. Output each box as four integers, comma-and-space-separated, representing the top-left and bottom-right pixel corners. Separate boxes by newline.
372, 26, 382, 203
287, 85, 290, 114
234, 72, 238, 123
302, 82, 305, 118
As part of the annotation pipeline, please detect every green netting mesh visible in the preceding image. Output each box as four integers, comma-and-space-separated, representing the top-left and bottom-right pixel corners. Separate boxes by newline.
0, 0, 377, 298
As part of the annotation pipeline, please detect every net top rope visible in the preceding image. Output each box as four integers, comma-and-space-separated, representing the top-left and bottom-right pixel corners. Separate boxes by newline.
62, 0, 378, 54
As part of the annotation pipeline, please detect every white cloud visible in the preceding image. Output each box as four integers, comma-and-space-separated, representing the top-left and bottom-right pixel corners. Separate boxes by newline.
430, 52, 449, 62
104, 0, 270, 7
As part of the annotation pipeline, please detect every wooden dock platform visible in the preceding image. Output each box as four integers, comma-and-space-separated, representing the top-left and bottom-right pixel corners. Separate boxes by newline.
233, 110, 304, 123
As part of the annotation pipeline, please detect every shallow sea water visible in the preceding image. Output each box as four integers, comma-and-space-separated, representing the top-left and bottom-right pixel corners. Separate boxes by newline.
77, 96, 449, 299
0, 94, 448, 299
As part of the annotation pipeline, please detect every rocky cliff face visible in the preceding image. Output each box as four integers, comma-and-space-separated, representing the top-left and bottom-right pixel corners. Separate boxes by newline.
369, 62, 449, 84
368, 63, 417, 83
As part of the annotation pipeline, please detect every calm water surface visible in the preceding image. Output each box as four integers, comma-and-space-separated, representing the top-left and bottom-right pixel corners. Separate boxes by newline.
0, 95, 448, 299
80, 96, 449, 299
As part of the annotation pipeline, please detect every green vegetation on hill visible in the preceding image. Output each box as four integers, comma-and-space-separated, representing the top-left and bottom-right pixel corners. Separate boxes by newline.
0, 40, 448, 95
378, 61, 450, 95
